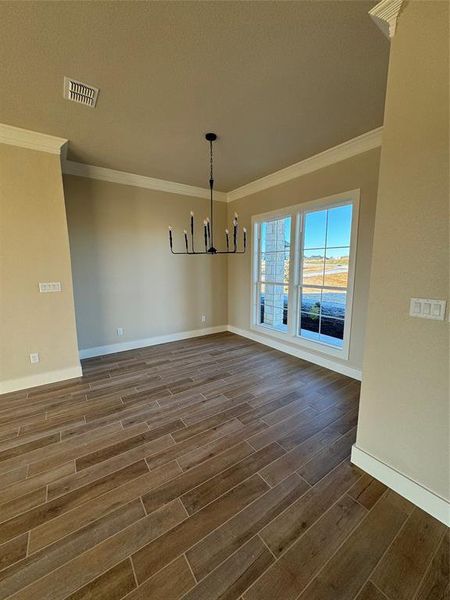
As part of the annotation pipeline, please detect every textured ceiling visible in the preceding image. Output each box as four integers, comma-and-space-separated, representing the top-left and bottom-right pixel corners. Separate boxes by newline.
0, 1, 389, 191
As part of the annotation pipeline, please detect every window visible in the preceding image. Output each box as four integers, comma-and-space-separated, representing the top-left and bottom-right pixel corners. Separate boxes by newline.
252, 191, 358, 359
255, 216, 291, 332
299, 204, 352, 349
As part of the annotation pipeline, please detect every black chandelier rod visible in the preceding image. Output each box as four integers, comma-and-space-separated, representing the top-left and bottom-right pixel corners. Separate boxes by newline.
209, 135, 214, 250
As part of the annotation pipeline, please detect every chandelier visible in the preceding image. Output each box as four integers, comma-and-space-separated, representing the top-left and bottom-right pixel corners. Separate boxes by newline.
168, 133, 246, 255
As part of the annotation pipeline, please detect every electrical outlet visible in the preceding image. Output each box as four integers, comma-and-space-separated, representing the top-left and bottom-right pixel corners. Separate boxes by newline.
201, 315, 206, 323
39, 282, 62, 293
30, 353, 39, 364
117, 327, 124, 336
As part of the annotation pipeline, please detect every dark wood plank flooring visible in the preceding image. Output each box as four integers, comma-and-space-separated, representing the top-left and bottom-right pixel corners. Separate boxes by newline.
0, 332, 447, 599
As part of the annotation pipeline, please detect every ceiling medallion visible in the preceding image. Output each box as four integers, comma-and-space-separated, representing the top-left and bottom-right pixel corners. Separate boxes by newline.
168, 133, 246, 255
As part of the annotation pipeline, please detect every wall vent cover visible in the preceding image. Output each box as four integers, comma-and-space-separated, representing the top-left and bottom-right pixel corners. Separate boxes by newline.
63, 77, 99, 107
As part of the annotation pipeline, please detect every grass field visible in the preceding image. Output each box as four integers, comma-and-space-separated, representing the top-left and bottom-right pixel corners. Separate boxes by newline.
302, 256, 349, 287
261, 255, 349, 288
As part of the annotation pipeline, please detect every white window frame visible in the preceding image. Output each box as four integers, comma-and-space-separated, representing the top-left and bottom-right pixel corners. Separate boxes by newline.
251, 189, 360, 360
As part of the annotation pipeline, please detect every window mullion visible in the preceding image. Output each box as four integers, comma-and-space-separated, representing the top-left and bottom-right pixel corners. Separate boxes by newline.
286, 211, 297, 337
292, 210, 302, 338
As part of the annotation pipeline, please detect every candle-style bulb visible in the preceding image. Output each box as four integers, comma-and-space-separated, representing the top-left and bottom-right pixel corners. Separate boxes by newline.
183, 229, 187, 234
189, 212, 195, 251
206, 216, 211, 244
234, 212, 238, 219
225, 228, 229, 234
168, 226, 172, 231
243, 227, 247, 233
203, 219, 208, 250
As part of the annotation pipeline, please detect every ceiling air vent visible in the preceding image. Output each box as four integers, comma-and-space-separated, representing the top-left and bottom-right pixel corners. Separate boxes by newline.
63, 77, 99, 107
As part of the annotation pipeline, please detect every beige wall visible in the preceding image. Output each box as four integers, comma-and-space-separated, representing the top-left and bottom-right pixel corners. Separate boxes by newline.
227, 149, 381, 374
0, 144, 80, 386
356, 1, 449, 500
63, 175, 228, 351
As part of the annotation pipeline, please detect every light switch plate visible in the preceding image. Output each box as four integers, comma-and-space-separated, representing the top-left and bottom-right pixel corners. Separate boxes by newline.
409, 298, 447, 320
30, 353, 39, 364
39, 282, 62, 293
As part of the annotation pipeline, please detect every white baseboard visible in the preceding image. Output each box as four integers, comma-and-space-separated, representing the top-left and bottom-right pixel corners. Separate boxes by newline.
79, 326, 228, 359
227, 325, 362, 380
351, 445, 450, 526
2, 325, 360, 394
0, 365, 83, 395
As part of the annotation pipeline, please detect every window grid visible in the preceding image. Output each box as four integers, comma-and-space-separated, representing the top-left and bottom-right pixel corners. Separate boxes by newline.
298, 205, 351, 349
251, 192, 358, 360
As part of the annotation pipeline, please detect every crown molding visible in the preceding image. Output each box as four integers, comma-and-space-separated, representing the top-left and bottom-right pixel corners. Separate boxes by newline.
369, 0, 404, 39
227, 127, 383, 202
62, 160, 228, 202
1, 122, 382, 203
0, 123, 68, 155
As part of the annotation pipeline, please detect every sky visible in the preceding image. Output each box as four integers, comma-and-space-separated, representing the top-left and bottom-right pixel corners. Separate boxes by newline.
260, 204, 352, 253
304, 204, 352, 249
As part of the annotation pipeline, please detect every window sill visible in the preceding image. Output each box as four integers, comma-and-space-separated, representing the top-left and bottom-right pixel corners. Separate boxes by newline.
251, 324, 350, 360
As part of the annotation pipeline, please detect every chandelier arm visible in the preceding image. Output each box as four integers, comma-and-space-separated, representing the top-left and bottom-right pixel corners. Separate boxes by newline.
172, 244, 246, 255
214, 248, 246, 254
171, 249, 210, 255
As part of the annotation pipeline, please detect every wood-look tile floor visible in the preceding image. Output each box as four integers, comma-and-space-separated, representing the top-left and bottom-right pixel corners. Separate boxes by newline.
0, 332, 447, 600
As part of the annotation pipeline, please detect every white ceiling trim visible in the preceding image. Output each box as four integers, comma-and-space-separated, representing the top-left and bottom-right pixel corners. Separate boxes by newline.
1, 122, 382, 202
0, 123, 68, 155
369, 0, 404, 39
62, 160, 228, 202
227, 127, 383, 202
